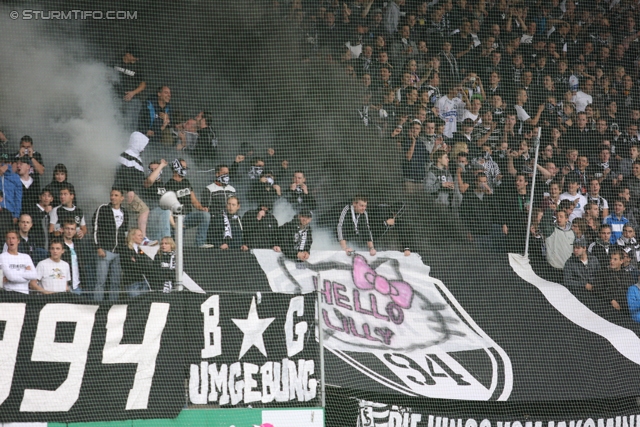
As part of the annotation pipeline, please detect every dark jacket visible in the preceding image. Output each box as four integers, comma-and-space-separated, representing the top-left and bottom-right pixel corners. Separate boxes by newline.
27, 204, 49, 250
563, 254, 600, 288
153, 250, 175, 291
278, 219, 313, 260
138, 98, 170, 143
207, 211, 244, 248
242, 209, 279, 249
594, 267, 634, 311
588, 239, 611, 267
202, 182, 236, 215
285, 188, 317, 212
92, 203, 129, 253
336, 204, 373, 245
120, 246, 154, 288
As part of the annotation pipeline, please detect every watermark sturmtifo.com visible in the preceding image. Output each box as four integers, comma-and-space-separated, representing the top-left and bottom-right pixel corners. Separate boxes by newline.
10, 10, 138, 20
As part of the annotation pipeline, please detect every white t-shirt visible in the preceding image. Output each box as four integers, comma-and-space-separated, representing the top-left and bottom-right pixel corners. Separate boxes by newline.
560, 192, 588, 221
0, 252, 37, 294
112, 208, 124, 229
437, 95, 465, 138
36, 258, 71, 293
21, 176, 33, 189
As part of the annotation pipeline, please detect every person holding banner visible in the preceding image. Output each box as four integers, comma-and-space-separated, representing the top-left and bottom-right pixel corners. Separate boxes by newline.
337, 195, 376, 256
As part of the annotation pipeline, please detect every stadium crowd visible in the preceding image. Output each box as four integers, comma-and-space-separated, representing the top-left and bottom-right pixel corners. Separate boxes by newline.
3, 0, 640, 321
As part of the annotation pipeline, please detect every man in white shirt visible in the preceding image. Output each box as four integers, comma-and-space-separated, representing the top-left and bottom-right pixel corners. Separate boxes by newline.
560, 177, 588, 221
0, 230, 37, 294
437, 81, 465, 138
514, 88, 544, 134
571, 77, 594, 113
33, 239, 71, 294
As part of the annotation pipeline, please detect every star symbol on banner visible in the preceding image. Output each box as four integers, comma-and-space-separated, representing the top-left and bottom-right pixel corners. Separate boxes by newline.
232, 296, 275, 359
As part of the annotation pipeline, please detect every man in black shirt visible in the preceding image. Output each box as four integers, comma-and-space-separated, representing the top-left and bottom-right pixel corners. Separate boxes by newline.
114, 47, 146, 132
275, 209, 313, 262
337, 195, 376, 256
164, 159, 212, 248
242, 200, 279, 250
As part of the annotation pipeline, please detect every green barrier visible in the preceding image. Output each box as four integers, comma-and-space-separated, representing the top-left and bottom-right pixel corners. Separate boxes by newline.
49, 408, 324, 427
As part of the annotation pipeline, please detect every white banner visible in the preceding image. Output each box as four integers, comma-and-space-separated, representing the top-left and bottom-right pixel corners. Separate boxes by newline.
254, 250, 513, 401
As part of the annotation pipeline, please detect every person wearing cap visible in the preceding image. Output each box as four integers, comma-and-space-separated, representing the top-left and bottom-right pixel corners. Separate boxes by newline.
563, 237, 600, 289
274, 209, 313, 262
114, 46, 146, 132
164, 158, 212, 248
14, 135, 45, 189
242, 200, 279, 250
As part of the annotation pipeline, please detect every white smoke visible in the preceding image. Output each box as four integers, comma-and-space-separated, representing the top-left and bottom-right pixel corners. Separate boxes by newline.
0, 10, 127, 211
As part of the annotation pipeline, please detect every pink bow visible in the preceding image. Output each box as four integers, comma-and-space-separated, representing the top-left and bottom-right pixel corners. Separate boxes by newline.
352, 255, 413, 309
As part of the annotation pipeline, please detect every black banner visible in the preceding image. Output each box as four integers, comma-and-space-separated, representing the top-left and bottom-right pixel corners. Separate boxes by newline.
184, 292, 319, 407
0, 292, 184, 422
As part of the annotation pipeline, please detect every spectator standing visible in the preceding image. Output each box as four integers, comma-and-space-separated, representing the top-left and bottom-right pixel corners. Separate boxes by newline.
202, 164, 237, 215
207, 196, 247, 250
589, 247, 633, 312
49, 185, 87, 239
564, 237, 600, 289
0, 230, 37, 294
337, 195, 376, 256
33, 240, 71, 294
92, 188, 129, 301
61, 219, 88, 295
275, 209, 313, 262
120, 228, 154, 297
44, 164, 70, 207
13, 135, 45, 190
113, 46, 146, 132
139, 85, 171, 145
